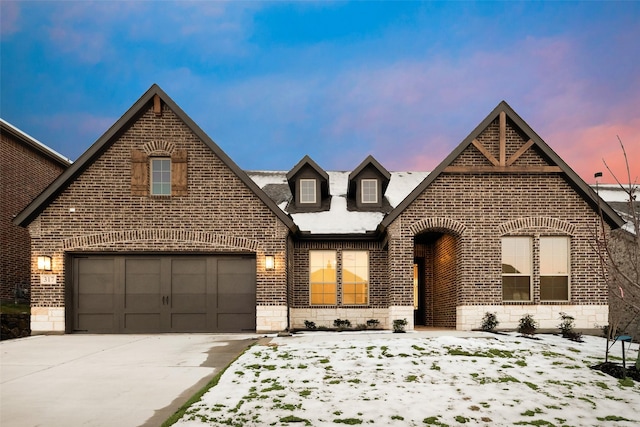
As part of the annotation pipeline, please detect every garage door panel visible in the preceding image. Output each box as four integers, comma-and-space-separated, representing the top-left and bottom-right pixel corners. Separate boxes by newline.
218, 313, 255, 332
171, 313, 207, 331
218, 294, 255, 313
124, 313, 161, 331
125, 259, 161, 312
171, 258, 207, 314
77, 314, 116, 332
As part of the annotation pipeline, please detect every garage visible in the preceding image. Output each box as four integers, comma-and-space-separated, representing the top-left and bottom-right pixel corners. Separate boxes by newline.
70, 254, 256, 333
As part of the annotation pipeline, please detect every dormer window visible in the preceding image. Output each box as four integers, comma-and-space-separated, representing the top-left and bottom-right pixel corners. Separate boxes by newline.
361, 179, 378, 204
300, 179, 317, 204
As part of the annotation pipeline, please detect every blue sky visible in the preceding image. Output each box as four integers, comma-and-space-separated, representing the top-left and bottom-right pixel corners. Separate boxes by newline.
1, 1, 639, 183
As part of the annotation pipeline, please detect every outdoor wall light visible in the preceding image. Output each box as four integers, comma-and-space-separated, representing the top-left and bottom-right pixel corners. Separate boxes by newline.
265, 255, 275, 270
37, 256, 52, 271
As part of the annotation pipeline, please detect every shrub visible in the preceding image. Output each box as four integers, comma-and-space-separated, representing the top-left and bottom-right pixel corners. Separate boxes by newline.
518, 314, 537, 337
303, 320, 316, 330
480, 312, 499, 332
366, 319, 380, 329
558, 312, 574, 338
393, 318, 408, 333
333, 318, 351, 329
558, 312, 583, 342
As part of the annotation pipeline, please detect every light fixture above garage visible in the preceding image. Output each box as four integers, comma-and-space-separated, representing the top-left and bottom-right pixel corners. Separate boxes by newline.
37, 255, 52, 271
265, 255, 275, 270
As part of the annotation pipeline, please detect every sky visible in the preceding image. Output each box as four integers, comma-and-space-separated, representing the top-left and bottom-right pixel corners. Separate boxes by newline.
1, 1, 639, 184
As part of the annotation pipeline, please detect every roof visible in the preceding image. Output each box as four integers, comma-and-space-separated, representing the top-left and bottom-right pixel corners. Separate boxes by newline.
13, 84, 298, 232
0, 118, 72, 167
247, 170, 429, 236
594, 184, 639, 235
380, 100, 626, 231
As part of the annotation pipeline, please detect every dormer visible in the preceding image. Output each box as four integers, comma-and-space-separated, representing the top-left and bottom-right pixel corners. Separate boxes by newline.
347, 155, 391, 209
286, 155, 330, 210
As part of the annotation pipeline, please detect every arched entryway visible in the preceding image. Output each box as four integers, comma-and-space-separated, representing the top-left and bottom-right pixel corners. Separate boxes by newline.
413, 231, 460, 328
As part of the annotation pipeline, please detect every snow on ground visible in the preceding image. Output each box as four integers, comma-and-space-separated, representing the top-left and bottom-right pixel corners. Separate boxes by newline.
175, 332, 639, 426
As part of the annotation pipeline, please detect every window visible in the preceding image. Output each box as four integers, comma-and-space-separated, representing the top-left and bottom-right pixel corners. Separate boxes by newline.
300, 179, 316, 204
502, 237, 532, 301
540, 237, 570, 301
151, 158, 171, 195
361, 179, 378, 204
342, 251, 369, 305
309, 250, 336, 305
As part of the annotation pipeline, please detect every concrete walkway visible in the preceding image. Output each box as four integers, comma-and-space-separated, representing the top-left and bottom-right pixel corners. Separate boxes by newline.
0, 334, 258, 427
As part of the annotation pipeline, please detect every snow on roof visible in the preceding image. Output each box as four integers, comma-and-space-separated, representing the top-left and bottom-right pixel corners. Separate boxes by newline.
592, 184, 639, 235
246, 170, 430, 234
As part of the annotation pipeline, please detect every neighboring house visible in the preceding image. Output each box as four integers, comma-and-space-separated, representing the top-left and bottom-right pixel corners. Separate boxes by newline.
1, 119, 71, 302
595, 184, 640, 336
14, 85, 624, 334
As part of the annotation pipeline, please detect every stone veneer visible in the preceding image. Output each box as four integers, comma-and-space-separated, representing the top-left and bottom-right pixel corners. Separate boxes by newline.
457, 304, 608, 331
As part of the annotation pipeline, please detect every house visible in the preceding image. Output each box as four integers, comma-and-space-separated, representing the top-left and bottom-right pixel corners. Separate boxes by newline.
594, 184, 640, 336
1, 119, 71, 302
14, 84, 625, 334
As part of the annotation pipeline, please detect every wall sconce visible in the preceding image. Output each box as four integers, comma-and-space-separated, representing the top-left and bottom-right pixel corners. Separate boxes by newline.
265, 255, 275, 270
37, 256, 52, 271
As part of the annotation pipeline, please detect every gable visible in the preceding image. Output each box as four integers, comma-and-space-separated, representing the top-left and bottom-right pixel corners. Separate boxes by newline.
381, 101, 625, 230
14, 85, 297, 232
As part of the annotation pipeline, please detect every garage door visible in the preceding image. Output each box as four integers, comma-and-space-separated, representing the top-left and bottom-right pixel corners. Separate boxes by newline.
71, 255, 256, 333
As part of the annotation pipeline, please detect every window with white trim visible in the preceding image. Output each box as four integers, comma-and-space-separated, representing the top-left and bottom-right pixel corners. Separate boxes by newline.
342, 251, 369, 305
502, 237, 532, 301
540, 236, 570, 301
361, 179, 378, 204
300, 179, 316, 204
150, 158, 171, 195
309, 250, 337, 305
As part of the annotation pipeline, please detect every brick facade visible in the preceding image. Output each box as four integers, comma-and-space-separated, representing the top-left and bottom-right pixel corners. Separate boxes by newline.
25, 100, 290, 332
387, 118, 611, 331
1, 125, 67, 301
17, 89, 621, 334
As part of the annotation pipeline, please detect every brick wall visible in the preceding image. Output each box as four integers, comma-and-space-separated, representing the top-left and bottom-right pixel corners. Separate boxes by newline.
1, 132, 66, 300
388, 118, 611, 328
27, 101, 290, 330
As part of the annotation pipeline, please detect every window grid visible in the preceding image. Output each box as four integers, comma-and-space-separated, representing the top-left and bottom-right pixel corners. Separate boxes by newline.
501, 237, 532, 301
361, 179, 378, 204
540, 236, 570, 301
151, 158, 171, 195
300, 179, 316, 204
309, 250, 337, 305
342, 250, 369, 305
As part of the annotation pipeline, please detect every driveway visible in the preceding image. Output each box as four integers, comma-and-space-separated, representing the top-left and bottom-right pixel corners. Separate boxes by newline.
0, 334, 258, 427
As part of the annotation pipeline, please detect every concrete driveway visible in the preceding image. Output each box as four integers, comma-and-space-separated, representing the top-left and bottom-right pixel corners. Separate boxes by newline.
0, 334, 259, 427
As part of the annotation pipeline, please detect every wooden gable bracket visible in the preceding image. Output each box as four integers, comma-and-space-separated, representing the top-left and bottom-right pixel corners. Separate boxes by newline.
153, 94, 162, 116
446, 110, 562, 174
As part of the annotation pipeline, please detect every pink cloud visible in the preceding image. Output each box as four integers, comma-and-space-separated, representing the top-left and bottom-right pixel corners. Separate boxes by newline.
0, 1, 20, 36
545, 117, 640, 185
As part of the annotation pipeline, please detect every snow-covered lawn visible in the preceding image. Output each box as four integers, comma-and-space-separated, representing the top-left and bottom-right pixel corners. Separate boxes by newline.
175, 331, 639, 426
